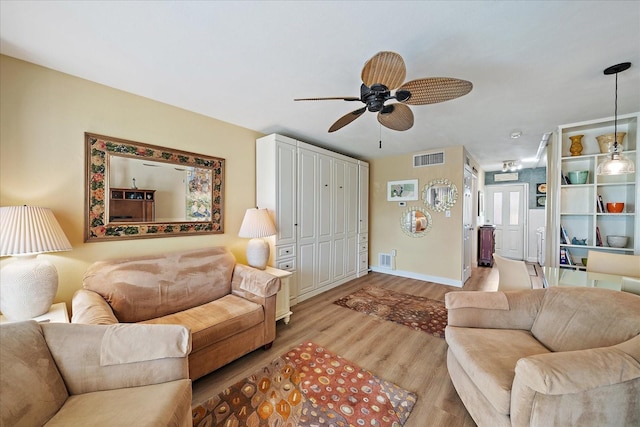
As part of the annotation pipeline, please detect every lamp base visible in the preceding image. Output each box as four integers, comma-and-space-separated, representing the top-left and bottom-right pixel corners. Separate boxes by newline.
246, 238, 270, 270
0, 255, 58, 320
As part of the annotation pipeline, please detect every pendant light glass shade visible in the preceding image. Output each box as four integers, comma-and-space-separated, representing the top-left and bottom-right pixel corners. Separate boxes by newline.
596, 151, 635, 175
597, 62, 634, 176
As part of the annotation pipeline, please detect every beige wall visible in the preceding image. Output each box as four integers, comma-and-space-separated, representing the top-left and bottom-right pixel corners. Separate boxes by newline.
0, 55, 263, 310
369, 146, 482, 286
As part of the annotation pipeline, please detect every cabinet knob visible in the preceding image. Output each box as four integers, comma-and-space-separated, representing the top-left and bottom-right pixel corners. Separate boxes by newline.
285, 250, 290, 254
285, 265, 290, 268
324, 184, 328, 187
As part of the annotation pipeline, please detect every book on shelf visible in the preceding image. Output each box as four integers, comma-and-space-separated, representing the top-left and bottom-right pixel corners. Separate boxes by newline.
597, 194, 606, 213
560, 225, 570, 245
559, 247, 574, 265
596, 226, 603, 246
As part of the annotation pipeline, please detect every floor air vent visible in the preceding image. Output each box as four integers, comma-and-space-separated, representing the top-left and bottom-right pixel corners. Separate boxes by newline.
379, 253, 392, 269
413, 151, 445, 167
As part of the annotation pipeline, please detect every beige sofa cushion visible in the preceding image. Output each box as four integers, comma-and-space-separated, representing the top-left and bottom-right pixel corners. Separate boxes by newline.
44, 379, 192, 427
142, 294, 264, 350
531, 287, 640, 352
0, 321, 68, 427
445, 326, 550, 415
83, 247, 236, 322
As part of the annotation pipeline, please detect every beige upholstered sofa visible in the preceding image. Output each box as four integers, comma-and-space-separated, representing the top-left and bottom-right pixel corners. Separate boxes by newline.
72, 247, 280, 380
0, 320, 192, 426
445, 287, 640, 427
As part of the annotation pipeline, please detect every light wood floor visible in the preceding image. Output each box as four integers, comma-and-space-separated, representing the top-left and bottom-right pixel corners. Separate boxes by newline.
192, 264, 541, 426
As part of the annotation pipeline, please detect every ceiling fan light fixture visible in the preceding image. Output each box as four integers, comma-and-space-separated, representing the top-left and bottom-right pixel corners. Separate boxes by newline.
295, 51, 473, 133
597, 62, 634, 175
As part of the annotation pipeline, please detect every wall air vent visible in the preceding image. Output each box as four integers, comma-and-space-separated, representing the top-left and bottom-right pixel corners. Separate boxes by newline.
413, 151, 445, 167
379, 253, 392, 269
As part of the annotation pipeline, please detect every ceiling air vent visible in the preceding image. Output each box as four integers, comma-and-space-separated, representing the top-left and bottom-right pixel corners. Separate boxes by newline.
413, 151, 445, 167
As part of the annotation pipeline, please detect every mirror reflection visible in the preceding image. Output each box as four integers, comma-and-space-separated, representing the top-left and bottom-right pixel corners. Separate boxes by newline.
85, 132, 224, 242
109, 156, 213, 223
423, 178, 458, 212
400, 206, 432, 237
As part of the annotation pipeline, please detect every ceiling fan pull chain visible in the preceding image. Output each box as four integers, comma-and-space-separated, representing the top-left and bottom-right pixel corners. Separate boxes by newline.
379, 124, 382, 149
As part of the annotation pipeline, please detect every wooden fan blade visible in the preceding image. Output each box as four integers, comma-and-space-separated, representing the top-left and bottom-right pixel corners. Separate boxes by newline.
361, 51, 406, 90
328, 107, 367, 133
377, 103, 414, 131
398, 78, 473, 105
294, 96, 361, 101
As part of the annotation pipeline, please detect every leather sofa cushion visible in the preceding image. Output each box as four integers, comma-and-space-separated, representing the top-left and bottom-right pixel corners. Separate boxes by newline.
446, 326, 550, 415
143, 294, 264, 350
83, 247, 236, 322
44, 379, 192, 427
0, 321, 68, 426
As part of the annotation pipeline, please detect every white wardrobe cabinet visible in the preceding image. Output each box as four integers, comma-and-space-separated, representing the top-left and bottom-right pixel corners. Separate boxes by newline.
257, 134, 369, 304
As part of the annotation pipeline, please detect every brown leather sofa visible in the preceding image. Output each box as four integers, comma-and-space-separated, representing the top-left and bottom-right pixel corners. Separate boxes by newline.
445, 287, 640, 427
1, 321, 192, 426
72, 247, 280, 380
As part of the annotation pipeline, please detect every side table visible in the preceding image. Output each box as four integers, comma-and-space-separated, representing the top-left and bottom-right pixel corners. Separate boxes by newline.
0, 302, 69, 324
265, 266, 293, 324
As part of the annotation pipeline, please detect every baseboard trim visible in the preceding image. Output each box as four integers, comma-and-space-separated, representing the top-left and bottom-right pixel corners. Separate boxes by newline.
369, 267, 463, 288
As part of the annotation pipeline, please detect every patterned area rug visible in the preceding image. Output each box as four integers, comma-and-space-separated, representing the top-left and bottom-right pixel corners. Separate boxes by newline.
334, 285, 447, 338
192, 341, 417, 427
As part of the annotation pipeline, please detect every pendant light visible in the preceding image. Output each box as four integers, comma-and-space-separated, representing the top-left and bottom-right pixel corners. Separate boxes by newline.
596, 62, 635, 175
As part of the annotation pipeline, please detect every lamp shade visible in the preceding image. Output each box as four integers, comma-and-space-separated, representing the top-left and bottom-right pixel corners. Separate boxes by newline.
1, 206, 72, 256
0, 206, 71, 320
238, 208, 276, 238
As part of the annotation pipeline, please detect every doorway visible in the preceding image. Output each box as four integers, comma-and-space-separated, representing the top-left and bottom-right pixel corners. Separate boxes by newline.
485, 183, 528, 260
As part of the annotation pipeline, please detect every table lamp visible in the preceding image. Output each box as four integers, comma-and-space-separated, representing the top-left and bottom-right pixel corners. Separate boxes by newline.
238, 208, 276, 270
0, 206, 72, 320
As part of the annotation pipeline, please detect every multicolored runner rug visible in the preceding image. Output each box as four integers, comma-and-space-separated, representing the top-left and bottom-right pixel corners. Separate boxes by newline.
192, 341, 417, 426
334, 285, 447, 338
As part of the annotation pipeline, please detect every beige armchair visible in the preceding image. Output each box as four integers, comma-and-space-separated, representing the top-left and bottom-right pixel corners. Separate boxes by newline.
445, 287, 640, 427
0, 321, 192, 427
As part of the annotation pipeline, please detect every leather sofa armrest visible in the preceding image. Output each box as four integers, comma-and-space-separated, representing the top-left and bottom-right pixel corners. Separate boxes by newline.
71, 289, 118, 324
446, 289, 545, 330
41, 323, 191, 395
515, 343, 640, 395
231, 264, 281, 298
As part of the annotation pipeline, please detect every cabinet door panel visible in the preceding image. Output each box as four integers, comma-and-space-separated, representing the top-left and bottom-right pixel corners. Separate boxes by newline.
346, 162, 359, 235
346, 234, 358, 277
333, 160, 346, 238
317, 240, 332, 287
297, 241, 315, 295
298, 148, 317, 241
359, 165, 369, 234
333, 237, 346, 280
318, 154, 333, 239
276, 142, 297, 245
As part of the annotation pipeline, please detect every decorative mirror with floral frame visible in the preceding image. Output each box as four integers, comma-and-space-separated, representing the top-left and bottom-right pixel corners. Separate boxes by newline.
400, 206, 432, 237
85, 133, 224, 242
422, 178, 458, 212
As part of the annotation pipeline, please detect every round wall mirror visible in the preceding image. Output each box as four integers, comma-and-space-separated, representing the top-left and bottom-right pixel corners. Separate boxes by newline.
400, 206, 432, 237
423, 178, 458, 212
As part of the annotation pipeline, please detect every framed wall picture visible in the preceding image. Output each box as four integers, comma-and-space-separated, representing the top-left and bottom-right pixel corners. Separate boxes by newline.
536, 182, 547, 207
387, 179, 419, 202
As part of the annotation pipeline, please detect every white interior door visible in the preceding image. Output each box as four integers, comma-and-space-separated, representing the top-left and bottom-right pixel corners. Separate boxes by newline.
485, 183, 527, 260
462, 167, 474, 283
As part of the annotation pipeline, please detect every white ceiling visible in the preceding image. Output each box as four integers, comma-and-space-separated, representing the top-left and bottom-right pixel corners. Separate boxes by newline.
1, 1, 639, 171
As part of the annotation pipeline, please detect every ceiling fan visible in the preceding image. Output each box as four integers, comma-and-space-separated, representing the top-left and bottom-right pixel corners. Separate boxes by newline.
295, 51, 473, 132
